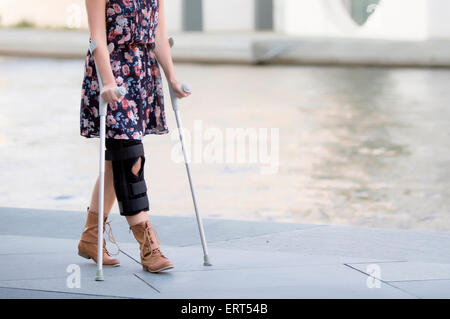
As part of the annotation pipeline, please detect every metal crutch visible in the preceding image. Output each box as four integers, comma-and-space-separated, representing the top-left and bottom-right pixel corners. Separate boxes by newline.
168, 37, 212, 266
89, 40, 127, 281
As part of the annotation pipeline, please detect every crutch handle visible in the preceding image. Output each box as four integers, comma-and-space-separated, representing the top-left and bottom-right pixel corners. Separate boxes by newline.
115, 86, 127, 98
99, 87, 126, 117
169, 84, 190, 112
100, 87, 127, 103
182, 85, 191, 94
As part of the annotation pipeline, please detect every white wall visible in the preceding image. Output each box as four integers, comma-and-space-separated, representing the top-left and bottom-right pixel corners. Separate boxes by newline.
164, 0, 183, 32
274, 0, 428, 40
273, 0, 450, 40
360, 0, 428, 40
3, 0, 450, 40
427, 0, 450, 39
203, 0, 255, 32
0, 0, 88, 28
274, 0, 335, 36
0, 0, 182, 31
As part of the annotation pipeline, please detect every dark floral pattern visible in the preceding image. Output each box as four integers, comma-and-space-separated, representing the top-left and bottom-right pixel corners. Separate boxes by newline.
80, 0, 168, 140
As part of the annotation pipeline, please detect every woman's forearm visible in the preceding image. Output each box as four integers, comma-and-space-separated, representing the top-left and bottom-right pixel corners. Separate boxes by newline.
85, 0, 116, 87
154, 0, 177, 85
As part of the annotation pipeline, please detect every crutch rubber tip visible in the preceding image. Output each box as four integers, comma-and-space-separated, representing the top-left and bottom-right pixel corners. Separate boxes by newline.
95, 269, 104, 281
203, 256, 212, 266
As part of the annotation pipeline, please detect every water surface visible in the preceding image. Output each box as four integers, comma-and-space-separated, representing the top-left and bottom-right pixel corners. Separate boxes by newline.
0, 57, 449, 231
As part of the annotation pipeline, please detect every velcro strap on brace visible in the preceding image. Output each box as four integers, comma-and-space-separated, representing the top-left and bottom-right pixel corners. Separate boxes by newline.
105, 143, 144, 161
118, 196, 149, 214
129, 180, 147, 196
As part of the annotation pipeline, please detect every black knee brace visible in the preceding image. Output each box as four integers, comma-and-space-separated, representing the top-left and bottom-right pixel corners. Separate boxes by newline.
105, 139, 149, 216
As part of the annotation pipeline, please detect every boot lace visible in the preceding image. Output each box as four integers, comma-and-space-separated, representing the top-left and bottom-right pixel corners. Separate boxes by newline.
104, 220, 120, 256
142, 223, 167, 259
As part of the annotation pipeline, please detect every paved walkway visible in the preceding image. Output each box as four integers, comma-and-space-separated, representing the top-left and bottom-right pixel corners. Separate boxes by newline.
0, 206, 449, 298
1, 28, 450, 66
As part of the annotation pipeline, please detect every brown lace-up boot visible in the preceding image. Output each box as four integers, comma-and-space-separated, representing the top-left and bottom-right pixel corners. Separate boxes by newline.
130, 219, 174, 272
78, 206, 120, 267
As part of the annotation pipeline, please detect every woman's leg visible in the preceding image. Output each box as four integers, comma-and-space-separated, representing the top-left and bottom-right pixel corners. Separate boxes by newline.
78, 159, 120, 266
88, 160, 116, 217
125, 211, 149, 226
105, 140, 173, 272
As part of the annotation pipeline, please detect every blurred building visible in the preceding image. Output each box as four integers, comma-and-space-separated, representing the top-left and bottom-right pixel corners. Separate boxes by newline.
1, 0, 450, 40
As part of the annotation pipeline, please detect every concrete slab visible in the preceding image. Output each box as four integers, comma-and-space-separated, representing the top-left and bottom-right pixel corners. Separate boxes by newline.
0, 248, 140, 282
0, 275, 157, 299
0, 287, 114, 299
1, 207, 448, 298
210, 225, 450, 264
0, 28, 88, 59
0, 206, 315, 246
0, 237, 157, 298
389, 280, 450, 299
347, 262, 450, 282
0, 235, 78, 255
253, 38, 450, 67
119, 243, 399, 273
134, 264, 413, 299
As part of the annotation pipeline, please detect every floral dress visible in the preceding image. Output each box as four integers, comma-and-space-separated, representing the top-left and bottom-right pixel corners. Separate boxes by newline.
80, 0, 168, 140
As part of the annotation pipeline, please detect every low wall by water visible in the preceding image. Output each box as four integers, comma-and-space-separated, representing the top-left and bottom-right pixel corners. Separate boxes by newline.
1, 28, 450, 67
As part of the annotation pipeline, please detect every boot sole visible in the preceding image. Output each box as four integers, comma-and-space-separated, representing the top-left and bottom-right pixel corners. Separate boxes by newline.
78, 251, 120, 267
143, 265, 174, 273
